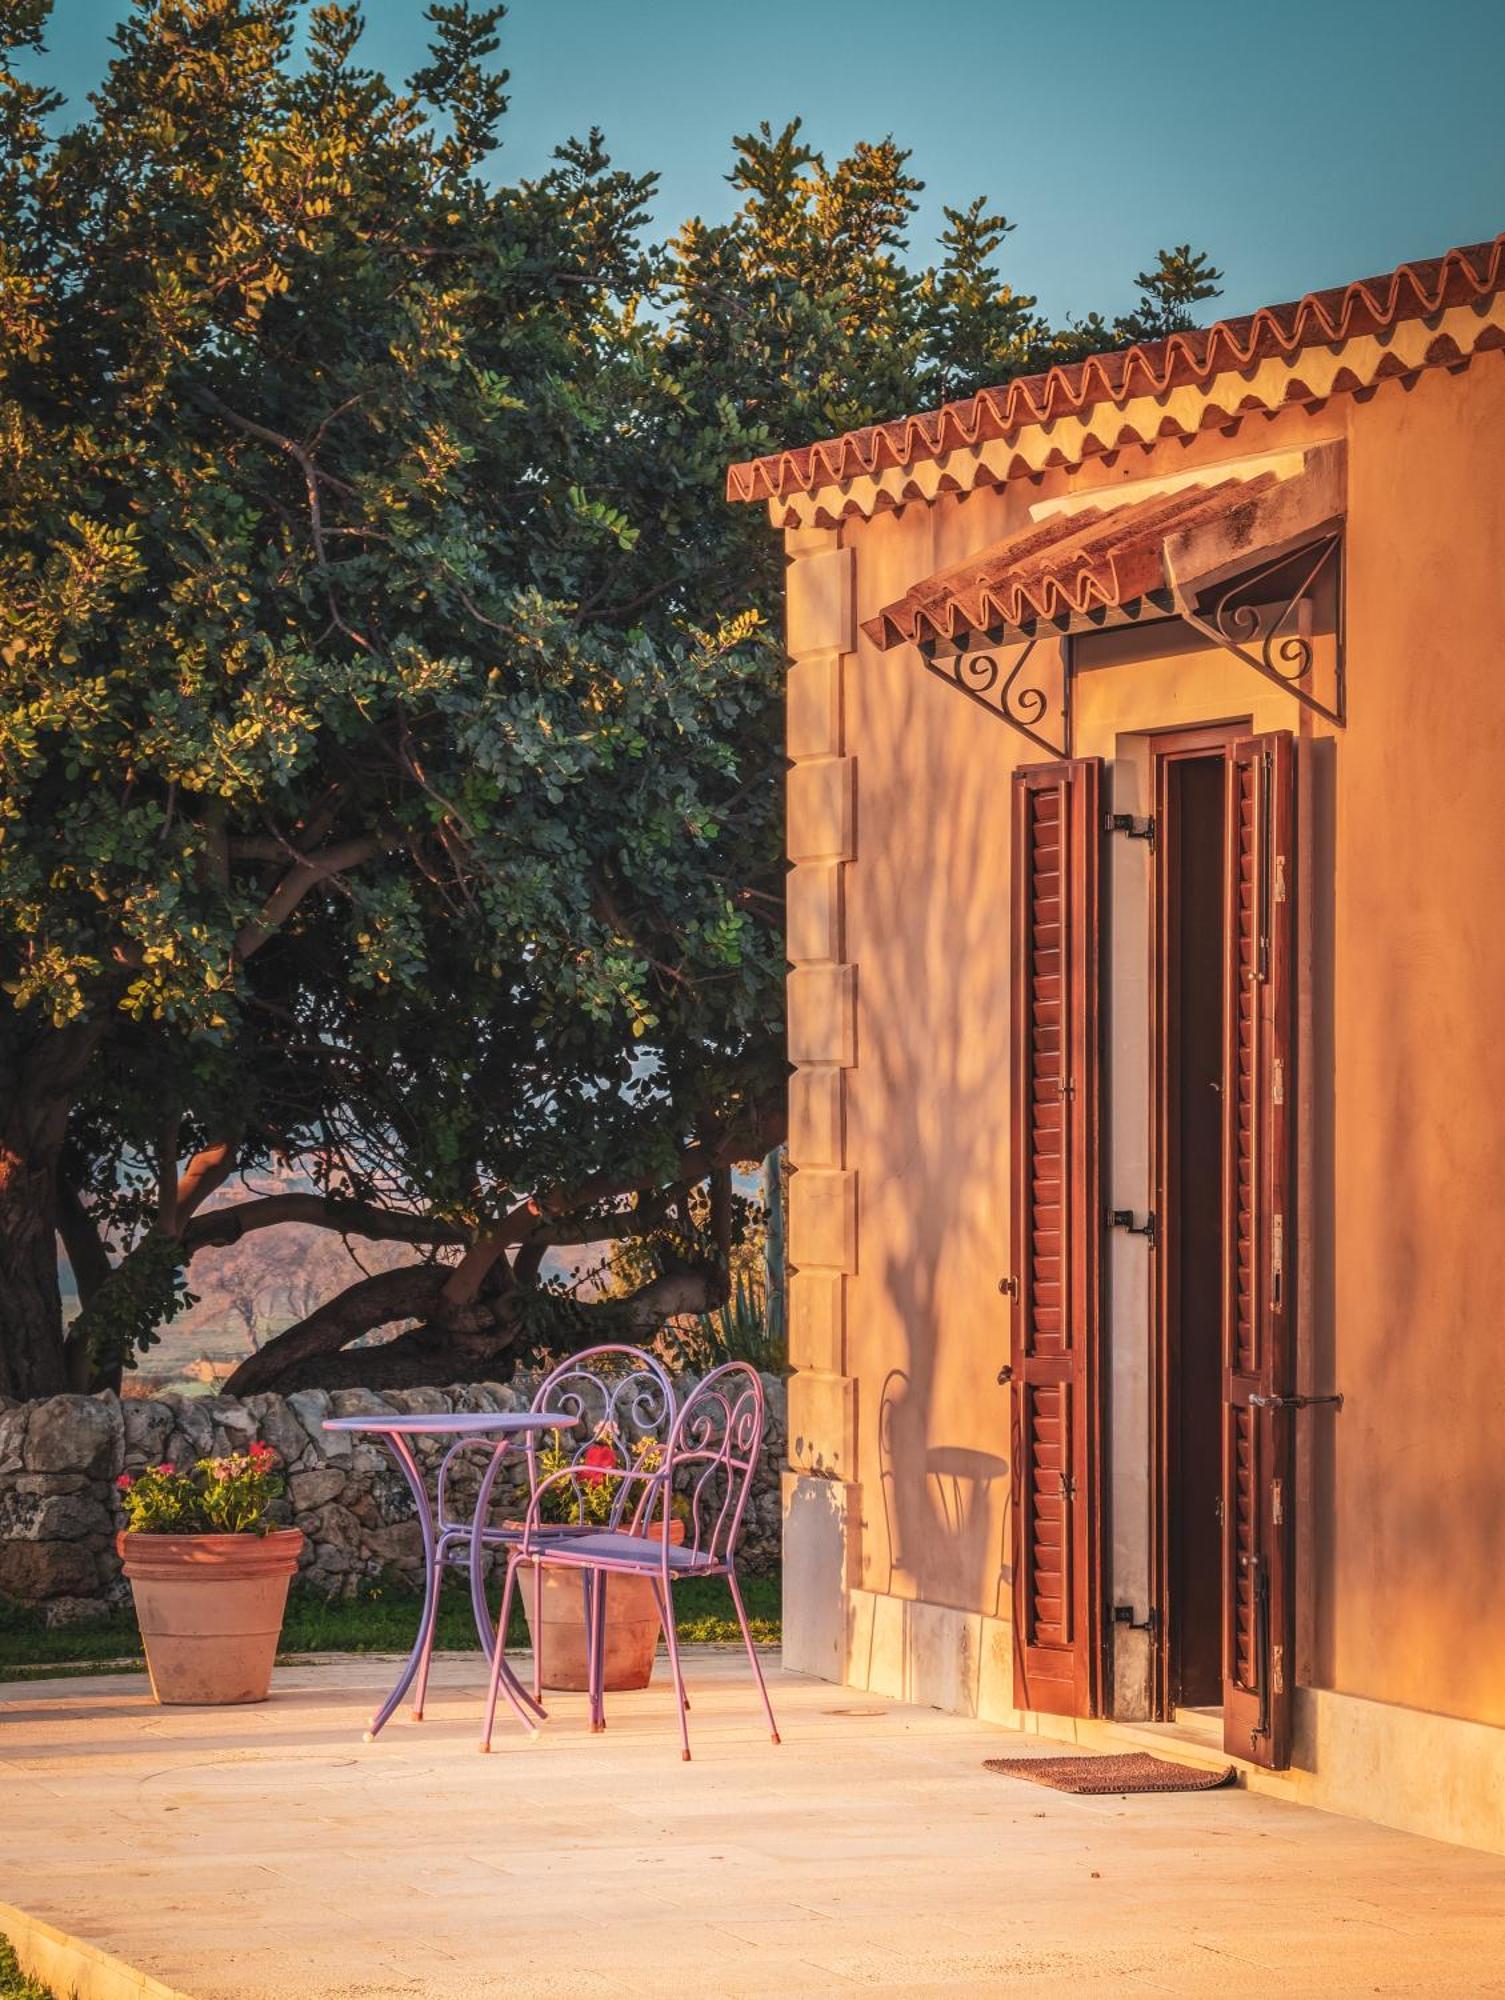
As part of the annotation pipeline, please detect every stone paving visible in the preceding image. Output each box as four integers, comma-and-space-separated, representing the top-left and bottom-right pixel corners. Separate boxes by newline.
4, 1653, 1505, 1998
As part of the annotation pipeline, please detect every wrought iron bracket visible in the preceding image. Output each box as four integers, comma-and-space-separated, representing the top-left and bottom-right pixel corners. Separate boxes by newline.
919, 632, 1071, 757
1173, 531, 1346, 726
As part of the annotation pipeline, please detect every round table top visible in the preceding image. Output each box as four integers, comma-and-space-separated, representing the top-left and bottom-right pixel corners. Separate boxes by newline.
321, 1409, 574, 1436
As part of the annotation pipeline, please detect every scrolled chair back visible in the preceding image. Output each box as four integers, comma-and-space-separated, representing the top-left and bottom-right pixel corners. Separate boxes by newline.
657, 1362, 766, 1569
527, 1342, 678, 1531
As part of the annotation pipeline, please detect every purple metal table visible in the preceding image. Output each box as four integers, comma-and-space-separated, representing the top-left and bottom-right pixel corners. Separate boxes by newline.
322, 1410, 570, 1741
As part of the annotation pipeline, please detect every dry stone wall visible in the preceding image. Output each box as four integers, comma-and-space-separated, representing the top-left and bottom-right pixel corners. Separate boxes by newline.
0, 1374, 786, 1625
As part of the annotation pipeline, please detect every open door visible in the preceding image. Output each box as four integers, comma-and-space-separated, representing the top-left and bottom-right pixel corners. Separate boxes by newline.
1221, 732, 1296, 1767
1010, 758, 1103, 1719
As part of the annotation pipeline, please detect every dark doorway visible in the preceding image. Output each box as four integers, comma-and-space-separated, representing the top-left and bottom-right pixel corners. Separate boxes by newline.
1159, 750, 1227, 1711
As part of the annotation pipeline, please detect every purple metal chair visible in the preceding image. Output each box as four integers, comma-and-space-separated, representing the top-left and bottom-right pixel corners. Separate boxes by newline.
483, 1361, 778, 1760
414, 1344, 677, 1719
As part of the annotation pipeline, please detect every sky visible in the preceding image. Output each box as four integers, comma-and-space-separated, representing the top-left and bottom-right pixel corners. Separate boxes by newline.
19, 0, 1505, 326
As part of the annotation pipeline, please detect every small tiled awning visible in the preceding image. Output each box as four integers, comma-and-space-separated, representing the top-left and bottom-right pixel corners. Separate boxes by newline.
860, 445, 1347, 749
862, 475, 1283, 651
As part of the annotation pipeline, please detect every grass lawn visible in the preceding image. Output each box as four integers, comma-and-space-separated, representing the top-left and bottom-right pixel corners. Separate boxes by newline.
0, 1940, 53, 2000
0, 1567, 780, 1679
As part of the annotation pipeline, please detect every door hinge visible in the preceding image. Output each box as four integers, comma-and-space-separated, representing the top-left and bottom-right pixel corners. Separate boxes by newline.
1272, 1058, 1285, 1106
1272, 1478, 1283, 1526
1274, 854, 1288, 904
1271, 1211, 1284, 1310
1103, 811, 1155, 848
1271, 1644, 1285, 1695
1108, 1207, 1157, 1249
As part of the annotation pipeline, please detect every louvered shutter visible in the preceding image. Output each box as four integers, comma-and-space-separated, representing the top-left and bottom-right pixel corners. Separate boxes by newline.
1010, 757, 1103, 1719
1221, 731, 1296, 1767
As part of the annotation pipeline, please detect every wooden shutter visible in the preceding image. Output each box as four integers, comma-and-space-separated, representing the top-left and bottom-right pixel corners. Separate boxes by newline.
1010, 757, 1103, 1719
1221, 731, 1296, 1767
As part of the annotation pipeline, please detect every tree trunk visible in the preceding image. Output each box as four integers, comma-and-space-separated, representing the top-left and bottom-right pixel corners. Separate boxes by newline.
0, 1141, 67, 1400
0, 1027, 103, 1399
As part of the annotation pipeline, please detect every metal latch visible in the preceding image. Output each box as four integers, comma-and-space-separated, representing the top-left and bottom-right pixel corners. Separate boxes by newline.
1108, 1208, 1157, 1249
1103, 811, 1155, 847
1248, 1391, 1345, 1412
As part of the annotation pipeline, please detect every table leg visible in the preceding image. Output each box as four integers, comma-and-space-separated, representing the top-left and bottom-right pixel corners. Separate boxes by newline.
469, 1437, 546, 1729
365, 1433, 437, 1741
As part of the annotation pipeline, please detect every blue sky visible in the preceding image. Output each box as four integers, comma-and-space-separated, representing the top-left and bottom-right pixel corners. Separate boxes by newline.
21, 0, 1505, 324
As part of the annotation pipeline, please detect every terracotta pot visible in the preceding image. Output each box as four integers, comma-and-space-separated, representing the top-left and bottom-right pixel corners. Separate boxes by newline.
116, 1529, 304, 1706
517, 1518, 685, 1692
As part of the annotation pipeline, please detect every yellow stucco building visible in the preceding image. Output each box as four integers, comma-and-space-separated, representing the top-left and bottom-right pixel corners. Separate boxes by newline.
729, 234, 1505, 1851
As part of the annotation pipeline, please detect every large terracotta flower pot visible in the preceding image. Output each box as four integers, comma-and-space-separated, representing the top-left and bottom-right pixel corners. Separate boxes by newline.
116, 1529, 304, 1705
517, 1518, 684, 1693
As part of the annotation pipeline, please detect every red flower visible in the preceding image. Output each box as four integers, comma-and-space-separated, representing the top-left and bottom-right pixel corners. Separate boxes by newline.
249, 1442, 275, 1464
580, 1439, 618, 1490
156, 1462, 176, 1477
115, 1473, 134, 1492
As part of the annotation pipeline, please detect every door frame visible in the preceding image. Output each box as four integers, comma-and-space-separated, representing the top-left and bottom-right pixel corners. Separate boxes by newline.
1146, 722, 1247, 1722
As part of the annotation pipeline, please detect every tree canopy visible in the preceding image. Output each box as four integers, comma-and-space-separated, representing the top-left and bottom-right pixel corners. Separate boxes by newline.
0, 0, 1222, 1399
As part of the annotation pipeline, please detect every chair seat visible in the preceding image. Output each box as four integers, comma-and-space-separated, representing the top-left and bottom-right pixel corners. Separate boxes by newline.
523, 1530, 715, 1576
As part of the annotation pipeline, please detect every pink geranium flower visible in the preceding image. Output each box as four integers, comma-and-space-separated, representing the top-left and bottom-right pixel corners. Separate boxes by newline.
115, 1472, 134, 1491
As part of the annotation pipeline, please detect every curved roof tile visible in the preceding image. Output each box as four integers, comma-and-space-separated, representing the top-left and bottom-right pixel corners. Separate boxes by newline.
727, 235, 1505, 507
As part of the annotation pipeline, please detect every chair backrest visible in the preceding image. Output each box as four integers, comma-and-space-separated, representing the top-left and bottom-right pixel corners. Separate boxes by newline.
661, 1362, 766, 1568
527, 1343, 678, 1530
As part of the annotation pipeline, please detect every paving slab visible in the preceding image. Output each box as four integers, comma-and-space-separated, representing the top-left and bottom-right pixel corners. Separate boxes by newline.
3, 1653, 1504, 1998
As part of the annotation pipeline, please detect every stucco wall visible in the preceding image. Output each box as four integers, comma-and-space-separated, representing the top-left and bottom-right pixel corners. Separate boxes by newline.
783, 347, 1505, 1736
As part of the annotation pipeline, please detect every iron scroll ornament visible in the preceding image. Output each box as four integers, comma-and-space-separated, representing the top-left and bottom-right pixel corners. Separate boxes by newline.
919, 632, 1071, 758
1175, 531, 1345, 726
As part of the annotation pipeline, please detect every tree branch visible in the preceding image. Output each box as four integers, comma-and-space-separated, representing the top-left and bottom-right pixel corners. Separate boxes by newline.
183, 1193, 469, 1254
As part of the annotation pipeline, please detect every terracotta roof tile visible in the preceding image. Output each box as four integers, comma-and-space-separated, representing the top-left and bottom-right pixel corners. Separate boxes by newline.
861, 475, 1278, 650
728, 236, 1505, 509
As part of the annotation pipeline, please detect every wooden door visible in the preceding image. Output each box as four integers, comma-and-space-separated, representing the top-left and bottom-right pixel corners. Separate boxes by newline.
1010, 758, 1103, 1718
1221, 731, 1296, 1767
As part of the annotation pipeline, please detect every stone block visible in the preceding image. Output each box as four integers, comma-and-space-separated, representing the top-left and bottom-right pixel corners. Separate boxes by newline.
787, 1270, 845, 1374
787, 546, 854, 659
788, 965, 856, 1067
781, 1471, 858, 1680
288, 1466, 347, 1512
0, 1537, 100, 1601
788, 757, 854, 863
171, 1399, 214, 1459
788, 1167, 857, 1272
122, 1399, 173, 1466
786, 862, 843, 966
246, 1396, 310, 1471
22, 1396, 120, 1478
0, 1405, 27, 1476
787, 653, 843, 761
43, 1594, 111, 1628
789, 1066, 844, 1168
329, 1388, 395, 1418
786, 1369, 856, 1477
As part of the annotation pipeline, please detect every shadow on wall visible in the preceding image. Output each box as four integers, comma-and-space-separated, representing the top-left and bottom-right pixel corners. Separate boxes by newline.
853, 631, 1012, 1625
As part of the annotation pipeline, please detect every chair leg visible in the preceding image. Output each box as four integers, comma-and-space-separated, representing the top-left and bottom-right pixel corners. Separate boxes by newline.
480, 1552, 519, 1754
652, 1575, 692, 1762
411, 1536, 448, 1721
531, 1558, 545, 1704
588, 1570, 608, 1732
727, 1567, 780, 1745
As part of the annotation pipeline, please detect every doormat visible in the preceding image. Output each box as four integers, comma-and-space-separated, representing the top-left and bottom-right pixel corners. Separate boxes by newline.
984, 1752, 1237, 1795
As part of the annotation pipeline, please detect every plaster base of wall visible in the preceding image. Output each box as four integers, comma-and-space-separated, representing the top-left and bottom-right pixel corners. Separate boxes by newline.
0, 1898, 189, 2000
793, 1581, 1505, 1859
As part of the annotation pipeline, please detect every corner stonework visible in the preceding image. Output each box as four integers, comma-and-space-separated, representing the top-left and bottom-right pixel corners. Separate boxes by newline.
781, 527, 860, 1680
